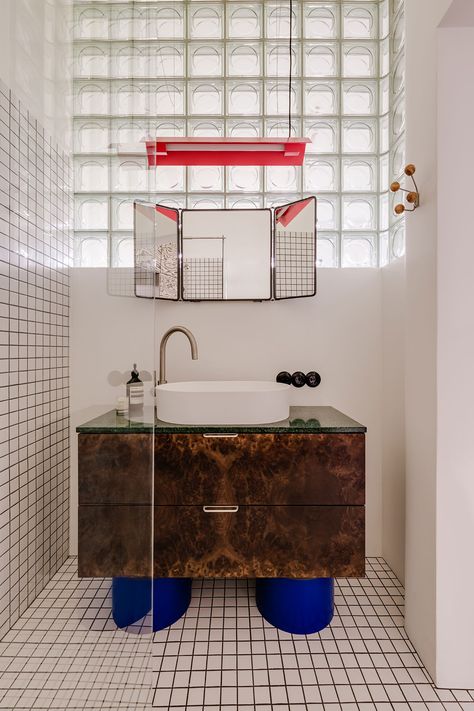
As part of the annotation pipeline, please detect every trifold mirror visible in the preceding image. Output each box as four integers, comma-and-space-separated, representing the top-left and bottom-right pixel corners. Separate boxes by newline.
133, 196, 316, 302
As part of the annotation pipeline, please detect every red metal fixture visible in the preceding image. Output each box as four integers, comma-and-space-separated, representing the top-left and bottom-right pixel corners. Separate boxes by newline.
144, 137, 310, 167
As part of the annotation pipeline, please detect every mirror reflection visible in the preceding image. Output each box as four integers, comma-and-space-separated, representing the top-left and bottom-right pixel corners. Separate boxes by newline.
134, 202, 179, 300
274, 197, 317, 299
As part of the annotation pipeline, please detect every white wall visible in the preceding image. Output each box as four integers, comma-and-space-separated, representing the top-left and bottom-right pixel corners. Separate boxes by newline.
70, 268, 383, 557
403, 0, 452, 681
436, 14, 474, 688
0, 0, 72, 149
381, 258, 406, 583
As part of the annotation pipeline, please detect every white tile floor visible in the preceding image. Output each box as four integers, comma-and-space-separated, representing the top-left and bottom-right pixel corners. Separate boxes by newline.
0, 557, 473, 710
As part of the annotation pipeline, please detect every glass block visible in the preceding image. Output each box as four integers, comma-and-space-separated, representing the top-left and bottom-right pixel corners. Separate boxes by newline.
392, 95, 406, 136
391, 221, 406, 259
342, 81, 377, 115
304, 119, 338, 153
304, 81, 338, 116
150, 6, 184, 40
392, 9, 405, 56
188, 119, 224, 137
304, 158, 339, 192
342, 119, 376, 153
189, 43, 223, 77
380, 153, 389, 192
75, 44, 109, 77
304, 4, 338, 40
226, 120, 262, 138
342, 158, 376, 192
152, 166, 185, 193
266, 3, 298, 39
111, 119, 150, 145
266, 82, 299, 116
317, 196, 339, 230
189, 82, 223, 115
113, 45, 148, 78
265, 165, 299, 193
379, 0, 389, 39
75, 157, 109, 192
75, 82, 109, 115
379, 115, 389, 154
343, 5, 376, 39
189, 5, 223, 39
76, 233, 108, 267
74, 120, 109, 153
188, 195, 225, 210
111, 158, 148, 192
380, 76, 389, 114
343, 43, 377, 78
154, 45, 185, 78
379, 231, 389, 266
156, 196, 186, 210
228, 82, 261, 115
74, 6, 109, 40
110, 233, 134, 268
189, 166, 223, 192
266, 44, 298, 78
379, 193, 389, 232
393, 53, 405, 96
112, 196, 135, 230
226, 195, 263, 209
228, 5, 262, 39
228, 44, 261, 76
154, 83, 185, 115
227, 166, 262, 192
304, 43, 338, 77
75, 195, 108, 230
265, 118, 301, 138
266, 194, 298, 208
342, 195, 376, 230
392, 139, 405, 179
151, 119, 185, 137
110, 6, 135, 40
380, 38, 390, 77
317, 235, 338, 267
112, 82, 148, 115
342, 234, 376, 267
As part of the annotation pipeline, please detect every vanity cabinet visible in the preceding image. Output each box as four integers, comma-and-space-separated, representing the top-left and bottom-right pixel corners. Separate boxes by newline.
77, 407, 366, 580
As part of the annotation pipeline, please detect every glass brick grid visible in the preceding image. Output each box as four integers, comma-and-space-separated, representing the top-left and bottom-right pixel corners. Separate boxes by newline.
0, 78, 72, 640
0, 558, 153, 710
72, 0, 405, 269
152, 558, 474, 711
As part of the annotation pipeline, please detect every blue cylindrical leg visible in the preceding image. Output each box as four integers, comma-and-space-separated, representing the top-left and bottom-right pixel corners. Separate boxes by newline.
256, 578, 334, 635
153, 578, 192, 631
112, 577, 152, 628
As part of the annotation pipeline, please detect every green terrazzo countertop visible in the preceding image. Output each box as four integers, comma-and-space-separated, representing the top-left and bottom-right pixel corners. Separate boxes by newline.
76, 406, 366, 434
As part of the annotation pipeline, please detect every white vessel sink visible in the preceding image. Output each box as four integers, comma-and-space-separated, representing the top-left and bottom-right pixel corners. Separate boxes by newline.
157, 381, 290, 425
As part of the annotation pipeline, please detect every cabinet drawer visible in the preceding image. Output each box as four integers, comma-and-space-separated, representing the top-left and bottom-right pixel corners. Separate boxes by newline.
154, 505, 365, 578
78, 505, 152, 578
154, 433, 365, 505
79, 434, 152, 505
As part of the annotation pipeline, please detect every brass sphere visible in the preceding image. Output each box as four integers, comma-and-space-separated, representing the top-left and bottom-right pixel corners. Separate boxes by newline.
390, 181, 401, 192
404, 163, 416, 176
394, 203, 405, 215
406, 191, 418, 204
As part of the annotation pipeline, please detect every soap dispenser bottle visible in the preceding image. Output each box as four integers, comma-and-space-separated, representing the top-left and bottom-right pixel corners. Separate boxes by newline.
127, 364, 144, 415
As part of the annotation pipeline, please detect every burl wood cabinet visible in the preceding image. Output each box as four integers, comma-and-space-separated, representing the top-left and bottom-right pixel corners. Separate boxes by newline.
78, 408, 366, 580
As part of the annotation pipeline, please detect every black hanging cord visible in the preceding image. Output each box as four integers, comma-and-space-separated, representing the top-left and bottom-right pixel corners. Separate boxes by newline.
288, 0, 293, 138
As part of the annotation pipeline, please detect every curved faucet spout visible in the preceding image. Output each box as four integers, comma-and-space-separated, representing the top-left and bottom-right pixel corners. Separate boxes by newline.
159, 326, 198, 385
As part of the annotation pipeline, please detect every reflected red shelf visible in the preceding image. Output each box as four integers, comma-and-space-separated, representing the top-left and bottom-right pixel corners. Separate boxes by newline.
144, 137, 310, 167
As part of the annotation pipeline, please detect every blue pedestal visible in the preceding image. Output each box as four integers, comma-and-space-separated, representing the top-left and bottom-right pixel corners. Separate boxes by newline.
112, 577, 192, 631
256, 578, 334, 635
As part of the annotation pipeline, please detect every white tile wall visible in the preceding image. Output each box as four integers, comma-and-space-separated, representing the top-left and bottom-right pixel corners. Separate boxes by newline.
0, 77, 72, 638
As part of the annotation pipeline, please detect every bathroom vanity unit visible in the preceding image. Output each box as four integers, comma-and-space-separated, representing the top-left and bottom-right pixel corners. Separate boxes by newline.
77, 406, 366, 632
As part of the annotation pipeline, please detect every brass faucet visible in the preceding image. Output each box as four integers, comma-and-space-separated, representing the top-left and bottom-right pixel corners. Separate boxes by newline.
158, 326, 198, 385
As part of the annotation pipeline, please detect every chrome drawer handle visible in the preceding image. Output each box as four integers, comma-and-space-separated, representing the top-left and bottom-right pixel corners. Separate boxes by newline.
203, 505, 239, 513
203, 433, 238, 438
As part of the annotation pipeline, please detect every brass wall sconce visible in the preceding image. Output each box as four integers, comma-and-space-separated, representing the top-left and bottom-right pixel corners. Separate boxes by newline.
390, 164, 420, 214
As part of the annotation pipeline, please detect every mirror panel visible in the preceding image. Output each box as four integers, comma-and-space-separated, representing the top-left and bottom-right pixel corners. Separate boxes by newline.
133, 201, 179, 300
181, 208, 272, 300
274, 197, 317, 300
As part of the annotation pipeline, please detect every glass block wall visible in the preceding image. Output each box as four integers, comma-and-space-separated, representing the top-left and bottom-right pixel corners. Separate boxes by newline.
73, 0, 405, 268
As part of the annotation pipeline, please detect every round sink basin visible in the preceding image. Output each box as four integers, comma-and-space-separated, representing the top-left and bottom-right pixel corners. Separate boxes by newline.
157, 380, 290, 425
